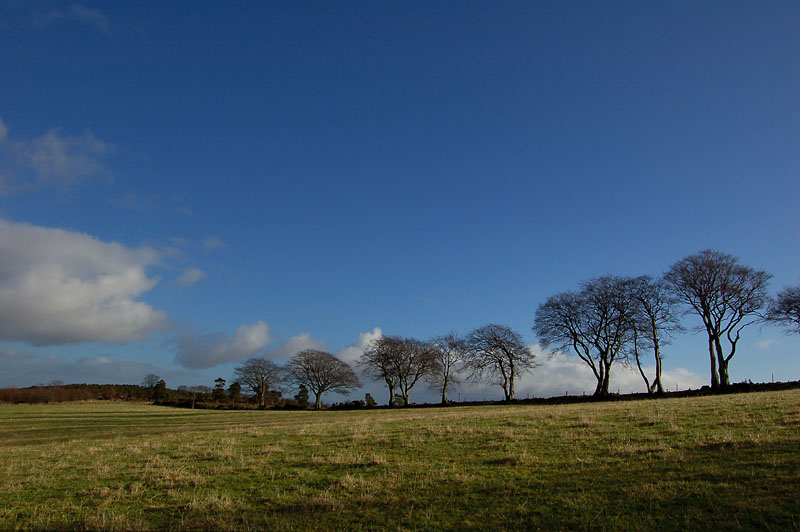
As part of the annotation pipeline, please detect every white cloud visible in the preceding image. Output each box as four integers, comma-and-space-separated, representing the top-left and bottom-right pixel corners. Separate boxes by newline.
336, 327, 382, 364
203, 236, 226, 250
177, 267, 207, 287
0, 220, 169, 345
0, 118, 115, 195
175, 320, 271, 369
264, 332, 327, 361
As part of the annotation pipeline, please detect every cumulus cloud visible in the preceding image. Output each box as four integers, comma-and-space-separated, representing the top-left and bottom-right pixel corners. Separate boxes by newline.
175, 321, 271, 369
0, 220, 169, 345
336, 327, 382, 364
0, 118, 115, 195
177, 267, 207, 287
264, 332, 328, 361
497, 349, 708, 400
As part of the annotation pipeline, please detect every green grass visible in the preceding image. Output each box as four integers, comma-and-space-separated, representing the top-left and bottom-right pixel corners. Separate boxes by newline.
1, 391, 799, 531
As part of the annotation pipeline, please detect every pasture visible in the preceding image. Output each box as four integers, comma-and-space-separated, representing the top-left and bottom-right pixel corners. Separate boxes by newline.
1, 390, 798, 531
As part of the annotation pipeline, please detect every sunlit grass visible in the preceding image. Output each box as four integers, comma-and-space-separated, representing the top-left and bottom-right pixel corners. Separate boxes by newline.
1, 391, 798, 530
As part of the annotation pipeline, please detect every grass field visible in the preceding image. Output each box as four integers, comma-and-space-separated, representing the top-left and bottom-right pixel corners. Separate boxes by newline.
1, 390, 798, 531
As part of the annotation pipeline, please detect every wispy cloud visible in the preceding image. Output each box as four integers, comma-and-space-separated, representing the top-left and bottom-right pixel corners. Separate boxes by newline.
177, 267, 207, 287
31, 4, 112, 35
110, 193, 160, 211
0, 117, 115, 195
756, 339, 778, 350
204, 236, 226, 250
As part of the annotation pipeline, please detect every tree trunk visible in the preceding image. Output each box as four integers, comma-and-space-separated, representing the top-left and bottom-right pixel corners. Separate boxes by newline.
717, 355, 731, 387
507, 368, 515, 401
707, 336, 720, 388
314, 394, 322, 410
401, 388, 410, 406
593, 366, 605, 396
593, 359, 608, 396
601, 367, 611, 395
387, 383, 395, 407
652, 337, 664, 394
713, 337, 731, 387
635, 350, 651, 394
632, 331, 651, 394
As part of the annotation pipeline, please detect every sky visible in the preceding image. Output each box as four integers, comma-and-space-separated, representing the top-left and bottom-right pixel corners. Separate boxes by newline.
1, 1, 798, 403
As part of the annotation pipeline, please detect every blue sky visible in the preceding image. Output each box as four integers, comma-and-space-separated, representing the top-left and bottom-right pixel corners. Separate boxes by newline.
1, 1, 798, 402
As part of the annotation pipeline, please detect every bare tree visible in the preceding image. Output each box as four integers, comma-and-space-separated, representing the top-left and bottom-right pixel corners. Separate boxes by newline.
465, 324, 537, 401
287, 349, 360, 410
426, 332, 467, 404
359, 335, 403, 406
767, 285, 800, 334
533, 276, 635, 397
665, 250, 770, 388
233, 358, 283, 409
628, 276, 682, 394
392, 338, 438, 406
141, 373, 161, 401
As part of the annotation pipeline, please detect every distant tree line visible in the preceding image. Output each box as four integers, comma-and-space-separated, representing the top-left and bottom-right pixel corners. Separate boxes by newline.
2, 249, 795, 407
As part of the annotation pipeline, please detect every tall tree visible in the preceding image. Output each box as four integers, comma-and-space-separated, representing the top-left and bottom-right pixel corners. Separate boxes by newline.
627, 276, 682, 394
294, 384, 310, 409
665, 250, 770, 388
212, 377, 227, 402
767, 285, 800, 334
465, 324, 537, 401
534, 276, 635, 396
426, 332, 467, 404
233, 358, 283, 409
287, 350, 360, 410
359, 335, 404, 406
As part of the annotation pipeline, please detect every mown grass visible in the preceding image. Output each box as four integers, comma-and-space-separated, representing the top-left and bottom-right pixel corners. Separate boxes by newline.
1, 390, 798, 531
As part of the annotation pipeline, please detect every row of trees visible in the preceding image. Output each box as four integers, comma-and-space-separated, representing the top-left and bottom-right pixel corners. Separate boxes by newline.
233, 350, 360, 409
226, 324, 538, 409
359, 325, 537, 406
161, 249, 800, 407
535, 249, 798, 396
